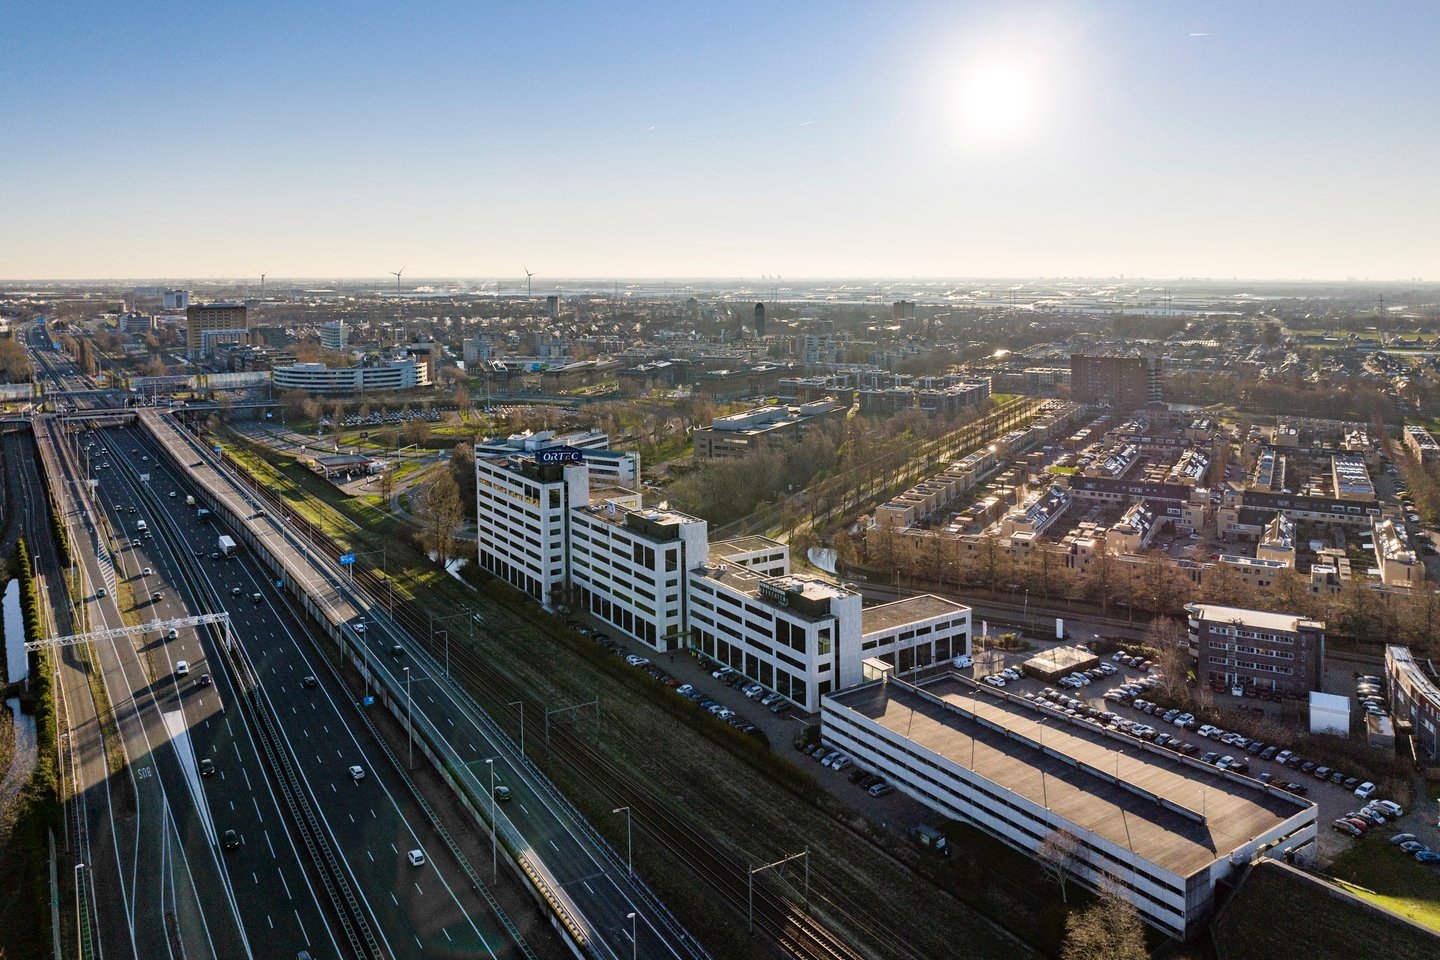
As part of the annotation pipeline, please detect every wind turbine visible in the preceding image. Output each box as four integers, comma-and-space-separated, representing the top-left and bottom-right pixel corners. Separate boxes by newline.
524, 266, 534, 298
390, 266, 406, 292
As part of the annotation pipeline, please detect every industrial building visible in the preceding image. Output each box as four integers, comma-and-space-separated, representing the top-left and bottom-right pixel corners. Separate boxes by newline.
692, 400, 847, 460
822, 672, 1316, 938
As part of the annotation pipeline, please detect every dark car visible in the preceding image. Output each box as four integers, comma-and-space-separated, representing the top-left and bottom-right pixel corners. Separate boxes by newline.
1300, 761, 1317, 775
1260, 746, 1279, 761
1330, 770, 1346, 784
301, 675, 318, 688
1201, 751, 1221, 764
1343, 776, 1361, 790
1285, 782, 1309, 796
390, 645, 403, 657
223, 829, 242, 849
196, 674, 213, 687
1313, 765, 1332, 780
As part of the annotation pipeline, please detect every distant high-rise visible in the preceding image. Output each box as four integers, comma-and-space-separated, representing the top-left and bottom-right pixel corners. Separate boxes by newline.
753, 302, 766, 337
1070, 354, 1163, 409
892, 299, 916, 321
185, 302, 248, 359
320, 321, 348, 351
546, 295, 559, 321
162, 289, 190, 310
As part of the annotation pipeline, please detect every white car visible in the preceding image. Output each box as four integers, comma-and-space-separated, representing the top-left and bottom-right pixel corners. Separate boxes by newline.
407, 849, 426, 867
983, 675, 1007, 688
1373, 800, 1403, 818
624, 655, 650, 667
952, 654, 974, 669
175, 660, 190, 676
349, 765, 365, 781
142, 567, 153, 576
1354, 782, 1377, 800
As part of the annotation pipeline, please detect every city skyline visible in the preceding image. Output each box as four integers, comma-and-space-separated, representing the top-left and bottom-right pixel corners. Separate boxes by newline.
3, 1, 1437, 280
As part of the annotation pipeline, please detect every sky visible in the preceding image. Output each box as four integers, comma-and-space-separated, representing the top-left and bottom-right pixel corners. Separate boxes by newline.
2, 0, 1438, 281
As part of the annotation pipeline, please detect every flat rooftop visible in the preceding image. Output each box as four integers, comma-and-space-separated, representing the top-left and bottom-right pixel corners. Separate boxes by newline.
829, 675, 1308, 879
1186, 603, 1322, 633
862, 595, 969, 635
709, 536, 784, 557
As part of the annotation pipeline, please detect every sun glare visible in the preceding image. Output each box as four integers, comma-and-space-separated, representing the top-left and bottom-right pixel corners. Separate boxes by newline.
957, 56, 1042, 144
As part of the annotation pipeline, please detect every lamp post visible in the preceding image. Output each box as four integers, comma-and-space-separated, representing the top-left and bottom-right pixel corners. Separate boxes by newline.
508, 700, 525, 756
627, 912, 637, 960
486, 758, 497, 880
612, 806, 632, 878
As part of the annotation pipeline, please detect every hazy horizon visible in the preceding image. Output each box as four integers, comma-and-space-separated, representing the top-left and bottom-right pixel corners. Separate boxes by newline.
4, 1, 1437, 280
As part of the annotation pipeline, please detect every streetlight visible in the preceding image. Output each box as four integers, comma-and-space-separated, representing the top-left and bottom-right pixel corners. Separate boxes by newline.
508, 700, 525, 756
612, 806, 632, 878
485, 758, 497, 880
626, 912, 637, 960
403, 666, 413, 768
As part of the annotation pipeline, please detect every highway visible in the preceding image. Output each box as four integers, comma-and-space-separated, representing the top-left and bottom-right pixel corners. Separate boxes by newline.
135, 409, 706, 959
42, 417, 328, 958
85, 421, 535, 959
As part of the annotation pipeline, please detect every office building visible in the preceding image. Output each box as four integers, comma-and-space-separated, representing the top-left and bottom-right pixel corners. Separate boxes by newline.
162, 289, 190, 310
570, 499, 708, 650
753, 302, 766, 338
692, 400, 847, 460
185, 302, 248, 359
1070, 355, 1163, 409
1184, 603, 1324, 698
320, 321, 349, 351
475, 455, 590, 608
822, 672, 1316, 938
1386, 645, 1440, 760
271, 357, 428, 394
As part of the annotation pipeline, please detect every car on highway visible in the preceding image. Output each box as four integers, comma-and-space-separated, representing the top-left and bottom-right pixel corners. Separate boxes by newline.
196, 674, 212, 687
175, 660, 190, 676
200, 759, 215, 777
493, 785, 511, 801
222, 829, 242, 849
407, 849, 426, 867
142, 567, 153, 576
95, 588, 106, 598
302, 675, 318, 688
349, 765, 365, 781
390, 644, 403, 657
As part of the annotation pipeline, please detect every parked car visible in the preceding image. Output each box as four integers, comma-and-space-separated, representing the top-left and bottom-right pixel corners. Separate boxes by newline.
1332, 819, 1364, 837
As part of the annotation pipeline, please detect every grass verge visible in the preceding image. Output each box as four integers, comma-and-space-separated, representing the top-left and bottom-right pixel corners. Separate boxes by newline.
1325, 839, 1440, 933
213, 427, 1038, 958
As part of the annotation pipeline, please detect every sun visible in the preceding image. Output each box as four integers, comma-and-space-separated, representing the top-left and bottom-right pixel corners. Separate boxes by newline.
957, 56, 1042, 143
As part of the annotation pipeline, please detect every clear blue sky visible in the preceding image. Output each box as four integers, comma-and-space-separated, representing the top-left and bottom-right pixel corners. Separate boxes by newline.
3, 0, 1436, 280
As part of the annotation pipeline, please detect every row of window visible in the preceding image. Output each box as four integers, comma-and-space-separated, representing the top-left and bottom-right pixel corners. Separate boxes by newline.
822, 709, 1190, 919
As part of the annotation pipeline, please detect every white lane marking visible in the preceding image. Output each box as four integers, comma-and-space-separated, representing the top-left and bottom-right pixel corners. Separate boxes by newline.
265, 830, 276, 859
266, 915, 273, 930
366, 849, 374, 862
278, 868, 292, 901
414, 882, 422, 895
519, 803, 529, 815
549, 840, 559, 852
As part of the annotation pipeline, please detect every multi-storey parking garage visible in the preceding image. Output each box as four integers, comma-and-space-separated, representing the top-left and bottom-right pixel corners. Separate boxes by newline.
822, 671, 1316, 938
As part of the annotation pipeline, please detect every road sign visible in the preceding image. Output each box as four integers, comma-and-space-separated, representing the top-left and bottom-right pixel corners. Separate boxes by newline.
213, 445, 222, 453
339, 553, 355, 565
362, 696, 374, 706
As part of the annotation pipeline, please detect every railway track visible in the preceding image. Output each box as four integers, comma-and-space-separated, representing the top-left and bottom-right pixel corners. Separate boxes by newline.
200, 442, 873, 960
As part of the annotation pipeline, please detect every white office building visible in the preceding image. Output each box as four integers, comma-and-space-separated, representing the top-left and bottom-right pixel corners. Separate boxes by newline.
823, 672, 1317, 938
320, 321, 349, 351
570, 499, 708, 650
272, 357, 427, 394
477, 451, 970, 712
475, 455, 589, 608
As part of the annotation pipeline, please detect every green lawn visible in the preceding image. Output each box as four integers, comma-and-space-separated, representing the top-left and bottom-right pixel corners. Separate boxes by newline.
1215, 860, 1440, 960
1326, 840, 1440, 934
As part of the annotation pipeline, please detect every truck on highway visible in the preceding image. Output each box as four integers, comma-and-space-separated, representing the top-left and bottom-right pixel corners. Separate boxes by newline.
186, 495, 195, 506
217, 535, 236, 558
136, 519, 147, 532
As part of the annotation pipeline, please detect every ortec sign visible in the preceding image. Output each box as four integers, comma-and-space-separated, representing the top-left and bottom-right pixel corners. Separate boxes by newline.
536, 446, 584, 464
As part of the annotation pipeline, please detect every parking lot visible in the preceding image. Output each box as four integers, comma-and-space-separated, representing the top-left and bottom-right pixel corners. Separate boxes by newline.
970, 649, 1418, 862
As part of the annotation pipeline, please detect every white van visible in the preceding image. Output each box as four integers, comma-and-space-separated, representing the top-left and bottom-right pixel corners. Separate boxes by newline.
136, 519, 148, 532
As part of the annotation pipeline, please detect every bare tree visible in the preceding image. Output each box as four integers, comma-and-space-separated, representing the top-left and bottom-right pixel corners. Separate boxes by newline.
1146, 616, 1192, 701
1036, 828, 1083, 904
1061, 880, 1147, 960
419, 471, 463, 565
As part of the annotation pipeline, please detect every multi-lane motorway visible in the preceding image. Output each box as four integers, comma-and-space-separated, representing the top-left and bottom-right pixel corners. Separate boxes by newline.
64, 420, 536, 958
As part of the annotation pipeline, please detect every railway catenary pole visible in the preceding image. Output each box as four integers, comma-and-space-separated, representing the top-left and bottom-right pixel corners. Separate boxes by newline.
611, 806, 632, 878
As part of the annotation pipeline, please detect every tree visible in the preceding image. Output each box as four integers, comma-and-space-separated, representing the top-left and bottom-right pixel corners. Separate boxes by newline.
377, 469, 396, 504
1036, 828, 1083, 904
1147, 617, 1192, 700
419, 471, 463, 565
1061, 885, 1147, 960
